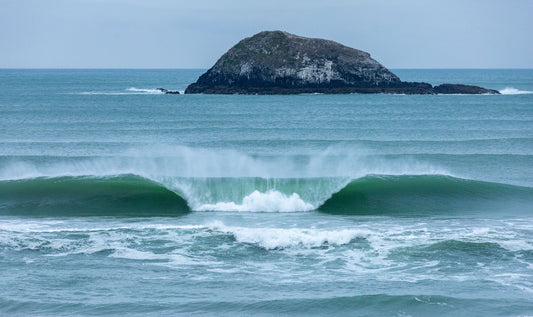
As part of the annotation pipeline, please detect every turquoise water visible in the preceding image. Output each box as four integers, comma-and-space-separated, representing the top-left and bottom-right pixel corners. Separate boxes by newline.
0, 69, 532, 316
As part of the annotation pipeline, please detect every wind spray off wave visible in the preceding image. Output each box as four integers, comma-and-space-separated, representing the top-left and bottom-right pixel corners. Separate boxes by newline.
0, 145, 448, 211
2, 145, 530, 215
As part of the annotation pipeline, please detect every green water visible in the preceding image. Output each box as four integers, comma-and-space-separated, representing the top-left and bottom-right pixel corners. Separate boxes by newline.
0, 69, 532, 316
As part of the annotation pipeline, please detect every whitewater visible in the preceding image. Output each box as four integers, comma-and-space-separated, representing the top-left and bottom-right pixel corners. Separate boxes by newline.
0, 69, 532, 316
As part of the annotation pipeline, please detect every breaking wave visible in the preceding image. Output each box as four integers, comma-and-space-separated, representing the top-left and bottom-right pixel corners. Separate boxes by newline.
196, 190, 314, 212
499, 87, 533, 95
209, 221, 368, 249
1, 174, 531, 217
1, 146, 531, 216
77, 87, 166, 95
125, 87, 165, 94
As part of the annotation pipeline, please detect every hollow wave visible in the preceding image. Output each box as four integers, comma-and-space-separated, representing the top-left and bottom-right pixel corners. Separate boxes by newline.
2, 146, 530, 215
1, 174, 531, 216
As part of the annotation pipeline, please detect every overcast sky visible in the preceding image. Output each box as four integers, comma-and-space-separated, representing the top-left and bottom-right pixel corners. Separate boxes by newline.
1, 0, 532, 68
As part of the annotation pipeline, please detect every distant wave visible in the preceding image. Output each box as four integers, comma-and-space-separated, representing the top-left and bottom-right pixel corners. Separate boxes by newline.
1, 174, 531, 216
125, 87, 164, 94
499, 87, 533, 95
76, 87, 166, 95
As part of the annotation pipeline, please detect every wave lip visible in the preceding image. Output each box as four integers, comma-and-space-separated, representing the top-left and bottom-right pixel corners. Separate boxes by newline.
499, 87, 533, 95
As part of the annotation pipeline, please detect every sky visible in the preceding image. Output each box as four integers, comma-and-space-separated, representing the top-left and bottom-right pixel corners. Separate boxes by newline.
1, 0, 532, 69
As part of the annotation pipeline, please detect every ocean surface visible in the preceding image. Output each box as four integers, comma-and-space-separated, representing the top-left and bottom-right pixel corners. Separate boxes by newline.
0, 69, 532, 316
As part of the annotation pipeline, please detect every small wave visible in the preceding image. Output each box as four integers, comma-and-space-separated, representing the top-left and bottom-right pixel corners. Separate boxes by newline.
205, 294, 471, 315
197, 190, 314, 212
76, 87, 165, 95
210, 221, 367, 249
421, 240, 506, 253
125, 87, 165, 94
77, 92, 132, 95
109, 248, 171, 261
499, 87, 533, 95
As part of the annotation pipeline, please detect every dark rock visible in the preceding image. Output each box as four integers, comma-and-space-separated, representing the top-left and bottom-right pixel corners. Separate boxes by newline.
433, 84, 499, 95
185, 31, 499, 95
157, 88, 180, 94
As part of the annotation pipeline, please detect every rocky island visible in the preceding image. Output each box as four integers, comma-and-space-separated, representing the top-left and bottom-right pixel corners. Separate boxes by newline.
185, 31, 499, 95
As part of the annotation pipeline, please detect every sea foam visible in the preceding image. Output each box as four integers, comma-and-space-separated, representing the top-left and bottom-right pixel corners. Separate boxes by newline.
209, 221, 368, 249
197, 190, 314, 212
499, 87, 533, 95
77, 87, 165, 95
125, 87, 165, 94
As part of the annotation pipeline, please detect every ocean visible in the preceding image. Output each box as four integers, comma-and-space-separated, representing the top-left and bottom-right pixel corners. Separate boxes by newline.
0, 69, 532, 316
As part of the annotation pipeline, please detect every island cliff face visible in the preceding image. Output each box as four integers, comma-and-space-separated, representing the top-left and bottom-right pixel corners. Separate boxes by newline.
185, 31, 499, 95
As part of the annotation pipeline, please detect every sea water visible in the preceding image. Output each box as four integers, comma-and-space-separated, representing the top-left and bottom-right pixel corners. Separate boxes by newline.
0, 69, 532, 316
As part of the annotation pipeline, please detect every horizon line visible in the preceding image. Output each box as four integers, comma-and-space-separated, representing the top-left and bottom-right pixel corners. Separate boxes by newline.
1, 67, 533, 70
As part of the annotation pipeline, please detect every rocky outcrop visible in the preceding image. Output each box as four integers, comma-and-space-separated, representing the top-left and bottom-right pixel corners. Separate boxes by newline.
185, 31, 499, 95
433, 84, 499, 95
157, 88, 180, 94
